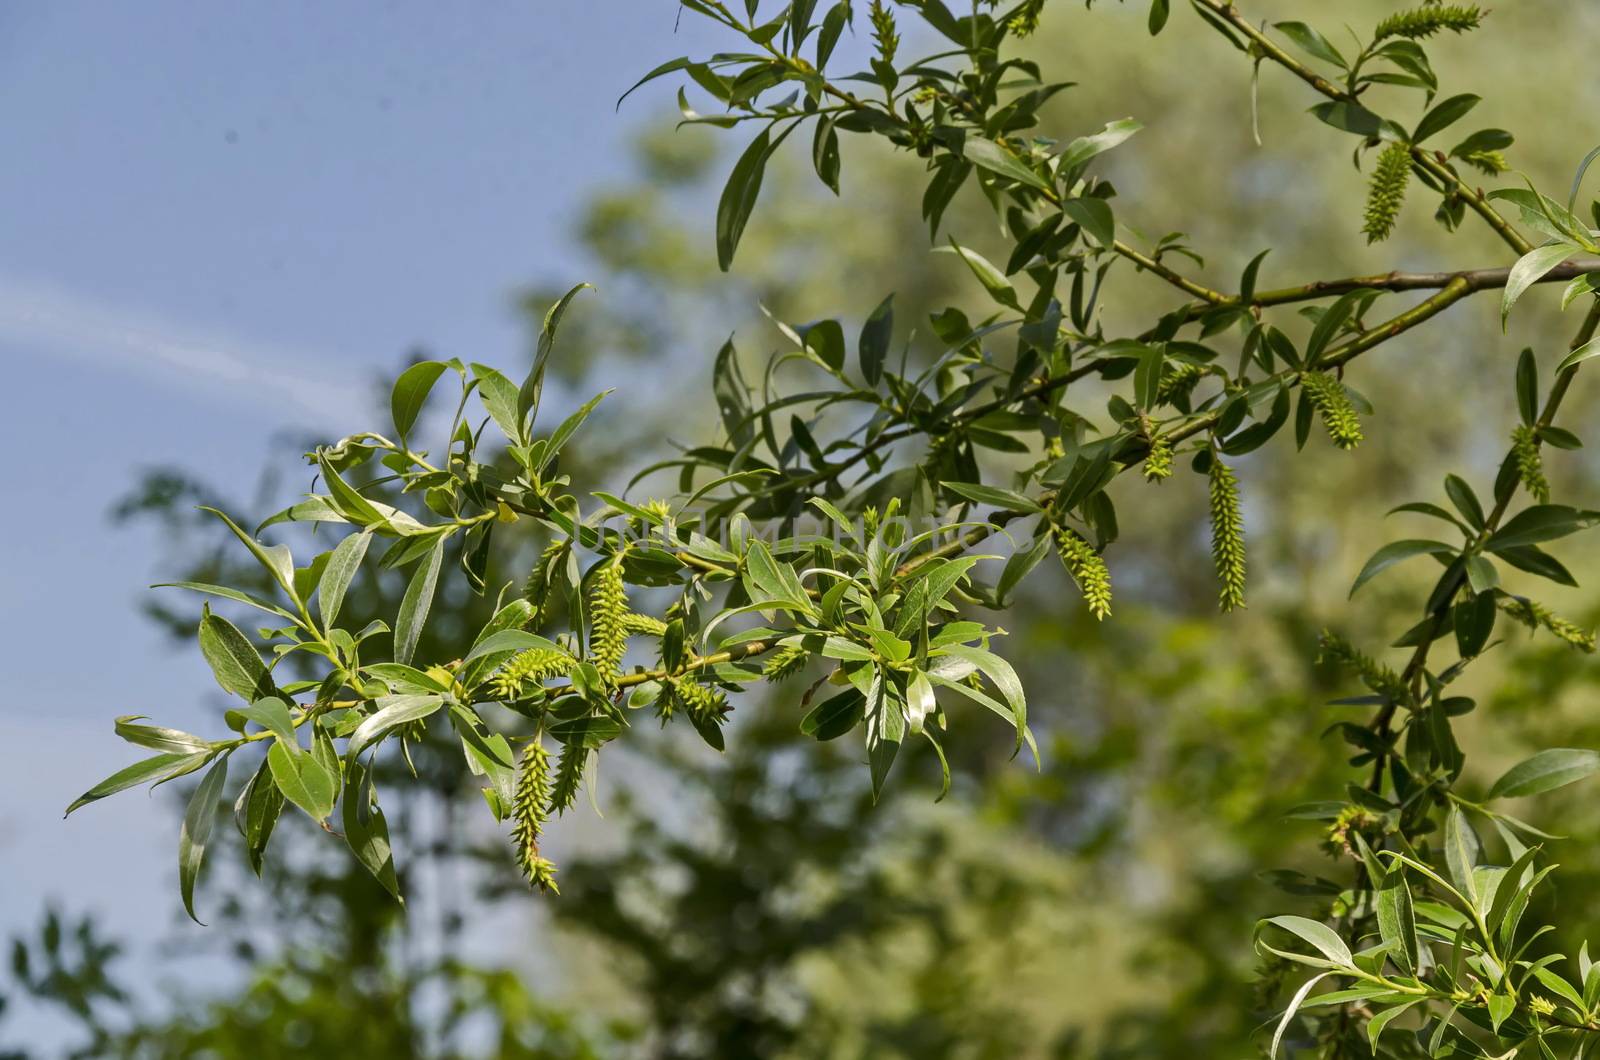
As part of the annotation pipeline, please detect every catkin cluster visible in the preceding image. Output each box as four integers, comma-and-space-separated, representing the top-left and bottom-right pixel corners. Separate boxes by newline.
868, 0, 898, 64
512, 740, 559, 893
1157, 361, 1203, 406
1374, 4, 1484, 40
763, 643, 808, 682
522, 538, 569, 625
1362, 142, 1411, 244
1208, 458, 1246, 612
621, 613, 668, 637
1301, 371, 1363, 449
1007, 0, 1044, 37
1053, 524, 1112, 620
1498, 596, 1596, 653
672, 678, 730, 727
549, 741, 588, 816
488, 647, 574, 701
589, 558, 628, 686
1317, 630, 1408, 703
1511, 425, 1551, 503
1143, 433, 1173, 482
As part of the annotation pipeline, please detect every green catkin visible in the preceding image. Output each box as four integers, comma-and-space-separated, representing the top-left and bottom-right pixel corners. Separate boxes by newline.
522, 538, 569, 625
548, 741, 588, 817
1512, 425, 1551, 503
487, 648, 574, 701
1301, 371, 1364, 449
674, 678, 730, 728
1007, 0, 1045, 37
1363, 142, 1411, 244
868, 0, 898, 64
1460, 148, 1508, 176
763, 643, 808, 682
1143, 433, 1173, 482
620, 613, 668, 637
1157, 361, 1203, 405
1052, 524, 1113, 620
1318, 631, 1409, 703
1374, 4, 1484, 40
1498, 597, 1597, 653
588, 558, 628, 687
512, 740, 559, 893
1208, 457, 1247, 612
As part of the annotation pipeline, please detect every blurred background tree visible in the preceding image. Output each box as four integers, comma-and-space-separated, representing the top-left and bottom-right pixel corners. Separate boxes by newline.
7, 2, 1600, 1056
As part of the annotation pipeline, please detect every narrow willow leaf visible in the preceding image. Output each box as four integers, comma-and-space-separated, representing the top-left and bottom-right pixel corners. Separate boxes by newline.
201, 507, 296, 597
716, 127, 773, 271
1376, 866, 1420, 974
318, 531, 371, 631
1503, 243, 1582, 326
1444, 806, 1481, 908
1488, 748, 1600, 798
178, 754, 228, 924
267, 738, 337, 822
389, 360, 449, 445
198, 609, 276, 701
65, 751, 211, 817
1349, 540, 1455, 597
1365, 999, 1421, 1053
1271, 972, 1330, 1059
1261, 915, 1354, 967
347, 694, 445, 758
393, 536, 445, 666
343, 757, 402, 902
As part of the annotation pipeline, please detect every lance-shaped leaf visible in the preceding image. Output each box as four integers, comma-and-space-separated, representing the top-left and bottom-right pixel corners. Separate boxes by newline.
65, 751, 212, 817
393, 536, 445, 666
198, 608, 277, 701
1488, 748, 1600, 799
318, 530, 371, 631
1376, 866, 1420, 974
267, 738, 337, 823
178, 754, 229, 924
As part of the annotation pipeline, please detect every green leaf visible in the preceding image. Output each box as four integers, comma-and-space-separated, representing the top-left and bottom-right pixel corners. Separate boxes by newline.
1488, 748, 1600, 799
1444, 805, 1480, 907
519, 282, 593, 432
864, 676, 903, 801
1271, 972, 1331, 1059
1413, 93, 1479, 143
536, 390, 610, 476
1557, 333, 1600, 373
232, 697, 298, 745
1273, 22, 1346, 68
201, 507, 296, 598
962, 136, 1049, 191
318, 531, 371, 632
1061, 197, 1114, 249
64, 751, 212, 817
935, 241, 1021, 310
178, 754, 228, 924
1444, 474, 1485, 529
800, 319, 846, 372
1349, 540, 1455, 597
1055, 118, 1142, 172
1309, 101, 1384, 138
471, 363, 522, 443
234, 757, 283, 878
1147, 0, 1169, 33
858, 294, 893, 386
267, 738, 337, 823
1516, 347, 1539, 426
1376, 866, 1419, 974
198, 609, 277, 700
1365, 999, 1421, 1054
932, 644, 1027, 757
1488, 504, 1600, 551
347, 694, 445, 758
113, 715, 210, 755
942, 481, 1044, 513
1503, 243, 1581, 326
1261, 915, 1354, 967
717, 127, 773, 271
342, 756, 402, 902
800, 688, 865, 740
393, 536, 445, 666
547, 714, 624, 749
389, 360, 449, 446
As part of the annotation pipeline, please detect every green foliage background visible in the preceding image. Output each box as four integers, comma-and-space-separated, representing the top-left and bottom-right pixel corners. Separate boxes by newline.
8, 2, 1600, 1057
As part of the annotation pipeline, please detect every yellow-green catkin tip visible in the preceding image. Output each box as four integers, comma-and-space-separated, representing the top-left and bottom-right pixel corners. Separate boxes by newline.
1374, 4, 1484, 41
488, 647, 573, 701
868, 0, 898, 63
620, 612, 668, 637
1007, 0, 1044, 37
512, 740, 558, 893
1053, 524, 1113, 620
1317, 630, 1408, 702
1512, 425, 1550, 503
1302, 370, 1363, 449
1363, 142, 1411, 244
588, 558, 628, 687
673, 678, 730, 727
763, 643, 808, 682
522, 538, 569, 625
548, 741, 588, 817
1157, 361, 1203, 406
1208, 458, 1246, 612
1498, 596, 1596, 653
1143, 433, 1173, 482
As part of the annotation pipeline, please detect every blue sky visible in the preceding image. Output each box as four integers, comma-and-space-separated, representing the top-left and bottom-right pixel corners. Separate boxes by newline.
0, 1, 732, 1044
